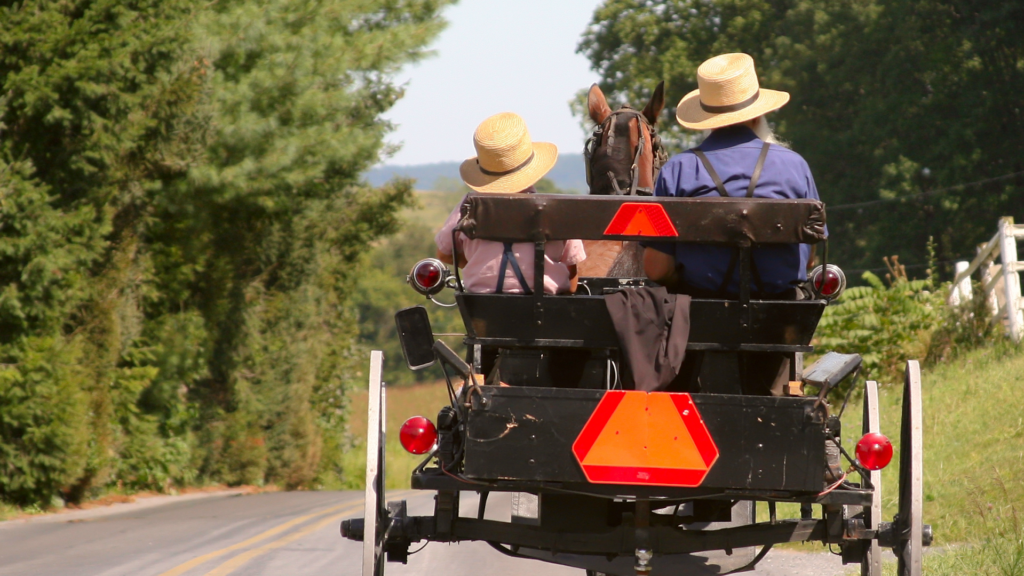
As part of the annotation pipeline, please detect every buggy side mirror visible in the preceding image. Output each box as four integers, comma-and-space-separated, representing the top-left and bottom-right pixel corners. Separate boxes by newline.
395, 306, 436, 370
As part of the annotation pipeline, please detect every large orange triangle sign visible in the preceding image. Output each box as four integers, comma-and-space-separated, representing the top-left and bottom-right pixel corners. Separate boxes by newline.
572, 391, 718, 486
603, 203, 678, 237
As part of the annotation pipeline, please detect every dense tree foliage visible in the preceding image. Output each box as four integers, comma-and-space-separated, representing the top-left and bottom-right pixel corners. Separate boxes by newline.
579, 0, 1024, 274
0, 0, 450, 507
349, 193, 468, 387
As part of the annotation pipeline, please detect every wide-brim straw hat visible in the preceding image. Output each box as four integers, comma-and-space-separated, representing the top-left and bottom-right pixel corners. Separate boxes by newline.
459, 112, 558, 193
676, 53, 790, 131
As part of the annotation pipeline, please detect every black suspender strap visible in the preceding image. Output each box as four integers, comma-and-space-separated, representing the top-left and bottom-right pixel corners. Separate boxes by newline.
744, 141, 772, 297
691, 141, 772, 296
748, 141, 771, 198
691, 148, 728, 197
495, 244, 508, 294
495, 242, 532, 295
690, 140, 770, 200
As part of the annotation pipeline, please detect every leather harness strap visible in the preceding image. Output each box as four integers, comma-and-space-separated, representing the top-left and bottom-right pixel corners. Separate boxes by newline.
690, 141, 772, 297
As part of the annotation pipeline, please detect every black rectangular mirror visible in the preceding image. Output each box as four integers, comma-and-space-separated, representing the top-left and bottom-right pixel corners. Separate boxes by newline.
395, 306, 435, 370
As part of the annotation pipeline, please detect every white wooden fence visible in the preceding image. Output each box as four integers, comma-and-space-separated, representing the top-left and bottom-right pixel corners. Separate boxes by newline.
948, 216, 1024, 343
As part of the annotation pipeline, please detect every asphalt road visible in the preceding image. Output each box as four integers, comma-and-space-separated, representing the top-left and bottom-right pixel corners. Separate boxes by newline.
0, 490, 852, 576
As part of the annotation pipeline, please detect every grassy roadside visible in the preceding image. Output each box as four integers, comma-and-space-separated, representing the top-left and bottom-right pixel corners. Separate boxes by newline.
778, 343, 1024, 570
877, 343, 1024, 574
342, 380, 450, 490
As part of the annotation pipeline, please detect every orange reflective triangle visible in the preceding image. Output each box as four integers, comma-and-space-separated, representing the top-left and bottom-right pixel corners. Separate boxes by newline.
603, 203, 678, 237
572, 391, 719, 487
581, 393, 705, 470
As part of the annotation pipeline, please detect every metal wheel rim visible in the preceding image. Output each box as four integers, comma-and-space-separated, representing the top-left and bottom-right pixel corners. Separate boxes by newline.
363, 351, 388, 576
860, 380, 883, 576
896, 360, 924, 576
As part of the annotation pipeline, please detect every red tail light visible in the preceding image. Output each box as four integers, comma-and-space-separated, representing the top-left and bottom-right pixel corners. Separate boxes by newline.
408, 259, 449, 296
855, 432, 893, 470
810, 264, 847, 299
399, 416, 438, 454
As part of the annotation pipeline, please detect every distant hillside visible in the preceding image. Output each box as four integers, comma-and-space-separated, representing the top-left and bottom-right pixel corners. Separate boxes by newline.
367, 153, 588, 193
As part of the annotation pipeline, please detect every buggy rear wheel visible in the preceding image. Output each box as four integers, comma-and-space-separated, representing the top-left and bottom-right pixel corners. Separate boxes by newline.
860, 380, 883, 576
362, 351, 388, 576
895, 360, 924, 576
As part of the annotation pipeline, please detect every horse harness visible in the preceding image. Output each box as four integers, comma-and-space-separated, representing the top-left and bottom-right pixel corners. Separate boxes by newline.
584, 105, 669, 196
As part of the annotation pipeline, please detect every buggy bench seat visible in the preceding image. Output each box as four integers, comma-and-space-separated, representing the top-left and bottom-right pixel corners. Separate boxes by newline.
457, 293, 823, 352
452, 194, 828, 352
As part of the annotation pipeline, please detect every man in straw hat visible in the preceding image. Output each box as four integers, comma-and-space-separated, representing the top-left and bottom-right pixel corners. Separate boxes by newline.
642, 53, 823, 396
435, 112, 586, 295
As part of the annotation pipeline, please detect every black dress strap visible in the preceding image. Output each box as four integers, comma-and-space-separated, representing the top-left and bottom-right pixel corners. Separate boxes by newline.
495, 242, 532, 295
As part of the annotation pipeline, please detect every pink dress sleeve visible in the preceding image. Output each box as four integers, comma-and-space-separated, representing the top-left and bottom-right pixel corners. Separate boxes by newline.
434, 197, 466, 256
560, 240, 587, 266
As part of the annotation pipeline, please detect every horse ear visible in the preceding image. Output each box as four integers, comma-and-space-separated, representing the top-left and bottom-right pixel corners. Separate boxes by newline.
588, 84, 612, 125
642, 81, 666, 126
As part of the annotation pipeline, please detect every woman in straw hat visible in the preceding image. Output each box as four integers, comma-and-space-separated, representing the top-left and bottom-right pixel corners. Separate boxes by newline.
435, 112, 586, 294
641, 53, 823, 396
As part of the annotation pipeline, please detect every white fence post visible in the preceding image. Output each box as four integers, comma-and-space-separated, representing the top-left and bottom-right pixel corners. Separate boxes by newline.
949, 261, 971, 306
979, 243, 1000, 319
998, 217, 1023, 343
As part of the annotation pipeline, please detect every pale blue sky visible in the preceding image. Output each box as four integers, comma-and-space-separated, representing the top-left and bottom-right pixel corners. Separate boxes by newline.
380, 0, 605, 166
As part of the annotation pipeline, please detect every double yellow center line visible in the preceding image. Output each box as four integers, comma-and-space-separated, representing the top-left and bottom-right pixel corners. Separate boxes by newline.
159, 492, 411, 576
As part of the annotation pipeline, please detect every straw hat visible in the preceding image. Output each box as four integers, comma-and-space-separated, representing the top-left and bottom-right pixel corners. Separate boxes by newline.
459, 112, 558, 193
675, 53, 790, 131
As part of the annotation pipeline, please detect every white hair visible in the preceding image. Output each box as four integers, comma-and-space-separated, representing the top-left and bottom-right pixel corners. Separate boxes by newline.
750, 116, 789, 148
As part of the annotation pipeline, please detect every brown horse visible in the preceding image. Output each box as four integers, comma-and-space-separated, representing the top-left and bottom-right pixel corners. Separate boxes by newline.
577, 82, 667, 278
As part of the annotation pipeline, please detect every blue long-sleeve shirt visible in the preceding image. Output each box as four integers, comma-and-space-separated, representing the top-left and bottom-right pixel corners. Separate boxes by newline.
641, 125, 822, 295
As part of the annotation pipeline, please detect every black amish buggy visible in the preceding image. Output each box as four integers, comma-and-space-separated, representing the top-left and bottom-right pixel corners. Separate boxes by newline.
341, 193, 931, 576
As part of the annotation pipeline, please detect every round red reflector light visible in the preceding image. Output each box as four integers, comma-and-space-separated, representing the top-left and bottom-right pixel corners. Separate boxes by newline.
815, 269, 842, 295
414, 262, 441, 290
399, 416, 438, 455
408, 259, 449, 295
856, 432, 893, 471
810, 264, 847, 299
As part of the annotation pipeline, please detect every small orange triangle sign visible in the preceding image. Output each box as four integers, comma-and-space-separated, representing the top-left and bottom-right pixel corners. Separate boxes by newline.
603, 203, 678, 237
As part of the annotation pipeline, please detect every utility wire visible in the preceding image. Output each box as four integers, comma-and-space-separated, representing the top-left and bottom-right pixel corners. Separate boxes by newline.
844, 254, 976, 276
828, 169, 1024, 211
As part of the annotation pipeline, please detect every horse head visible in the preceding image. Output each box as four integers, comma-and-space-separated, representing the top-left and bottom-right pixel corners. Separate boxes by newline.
584, 82, 667, 196
578, 82, 667, 279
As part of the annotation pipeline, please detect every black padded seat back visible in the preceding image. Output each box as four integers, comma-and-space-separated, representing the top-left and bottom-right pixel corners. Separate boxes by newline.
456, 193, 826, 245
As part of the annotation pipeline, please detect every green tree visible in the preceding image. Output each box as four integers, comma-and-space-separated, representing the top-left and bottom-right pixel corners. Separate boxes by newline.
0, 0, 452, 506
578, 0, 1024, 275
